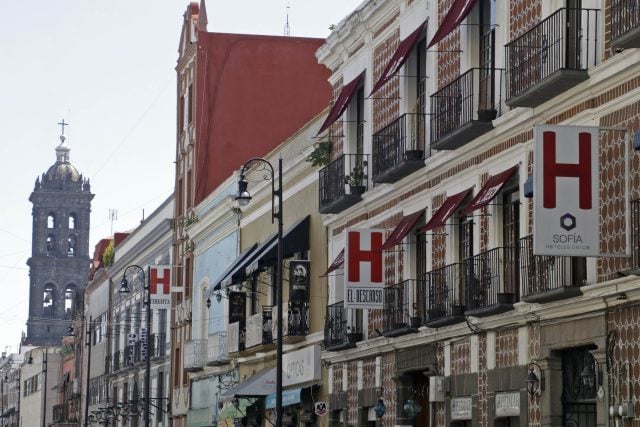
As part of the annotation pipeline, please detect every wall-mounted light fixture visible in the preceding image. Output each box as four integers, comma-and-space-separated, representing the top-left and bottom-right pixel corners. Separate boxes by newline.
525, 361, 545, 399
580, 352, 602, 390
374, 397, 386, 419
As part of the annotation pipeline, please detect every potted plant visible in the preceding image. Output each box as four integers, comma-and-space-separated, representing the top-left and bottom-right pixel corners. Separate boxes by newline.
306, 140, 331, 167
345, 161, 368, 195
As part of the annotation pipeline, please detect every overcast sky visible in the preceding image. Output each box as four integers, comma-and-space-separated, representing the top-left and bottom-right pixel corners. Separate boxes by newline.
0, 0, 363, 353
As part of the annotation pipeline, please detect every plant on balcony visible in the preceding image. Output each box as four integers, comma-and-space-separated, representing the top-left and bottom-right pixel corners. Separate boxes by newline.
306, 140, 331, 167
345, 161, 368, 195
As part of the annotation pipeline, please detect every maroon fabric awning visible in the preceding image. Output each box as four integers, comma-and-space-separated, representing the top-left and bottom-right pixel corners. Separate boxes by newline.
427, 0, 479, 49
317, 71, 366, 135
419, 187, 473, 232
370, 21, 427, 96
381, 210, 424, 250
459, 165, 519, 216
321, 249, 345, 277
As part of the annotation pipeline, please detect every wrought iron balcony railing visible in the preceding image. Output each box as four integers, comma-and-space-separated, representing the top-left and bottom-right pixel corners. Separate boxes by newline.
324, 300, 363, 351
53, 404, 65, 423
184, 339, 207, 372
422, 263, 467, 326
319, 153, 369, 214
430, 68, 502, 150
519, 235, 586, 302
505, 8, 599, 107
382, 279, 424, 336
286, 301, 310, 338
372, 113, 427, 183
611, 0, 640, 48
150, 333, 167, 359
207, 331, 229, 366
464, 246, 519, 316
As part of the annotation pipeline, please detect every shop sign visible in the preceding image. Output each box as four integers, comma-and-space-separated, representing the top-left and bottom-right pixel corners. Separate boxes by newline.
282, 344, 321, 387
451, 397, 472, 420
344, 228, 385, 309
265, 388, 302, 409
289, 260, 310, 301
314, 402, 327, 416
495, 392, 520, 417
149, 266, 171, 309
533, 125, 600, 256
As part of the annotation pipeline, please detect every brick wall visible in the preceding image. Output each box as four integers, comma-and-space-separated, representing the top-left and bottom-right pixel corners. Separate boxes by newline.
372, 29, 401, 134
495, 328, 519, 368
451, 338, 471, 376
436, 0, 460, 89
528, 324, 541, 426
330, 78, 344, 159
509, 0, 541, 39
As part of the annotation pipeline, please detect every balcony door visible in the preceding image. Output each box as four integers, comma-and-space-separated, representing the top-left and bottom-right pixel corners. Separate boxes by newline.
459, 216, 474, 309
502, 190, 520, 297
566, 0, 582, 69
478, 0, 496, 113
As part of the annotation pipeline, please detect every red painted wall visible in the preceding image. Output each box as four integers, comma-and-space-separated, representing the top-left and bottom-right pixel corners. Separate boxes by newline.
194, 32, 331, 204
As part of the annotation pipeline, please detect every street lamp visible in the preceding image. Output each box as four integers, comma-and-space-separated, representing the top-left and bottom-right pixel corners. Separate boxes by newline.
119, 265, 151, 427
235, 157, 284, 427
28, 349, 48, 427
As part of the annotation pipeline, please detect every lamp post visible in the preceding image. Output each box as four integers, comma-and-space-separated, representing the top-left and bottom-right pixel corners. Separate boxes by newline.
119, 265, 151, 427
235, 157, 283, 427
28, 349, 48, 427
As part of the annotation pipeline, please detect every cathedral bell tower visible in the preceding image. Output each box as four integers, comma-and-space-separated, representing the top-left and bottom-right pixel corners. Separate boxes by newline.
25, 121, 93, 346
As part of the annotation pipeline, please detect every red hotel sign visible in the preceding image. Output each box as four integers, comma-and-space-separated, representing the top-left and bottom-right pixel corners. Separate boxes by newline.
344, 228, 385, 309
149, 266, 172, 309
534, 125, 599, 257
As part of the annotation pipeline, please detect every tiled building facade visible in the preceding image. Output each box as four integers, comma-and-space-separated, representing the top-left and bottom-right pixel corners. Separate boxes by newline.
318, 0, 640, 426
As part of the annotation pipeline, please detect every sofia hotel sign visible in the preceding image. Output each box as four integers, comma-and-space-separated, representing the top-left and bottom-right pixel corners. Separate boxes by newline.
533, 125, 632, 257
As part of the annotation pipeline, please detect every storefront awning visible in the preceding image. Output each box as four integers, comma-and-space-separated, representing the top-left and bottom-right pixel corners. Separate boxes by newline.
317, 71, 366, 135
221, 236, 278, 288
220, 367, 276, 399
427, 0, 479, 48
370, 21, 427, 96
245, 215, 310, 276
419, 187, 473, 232
213, 243, 259, 291
459, 165, 519, 216
265, 387, 303, 409
321, 249, 344, 277
380, 210, 424, 250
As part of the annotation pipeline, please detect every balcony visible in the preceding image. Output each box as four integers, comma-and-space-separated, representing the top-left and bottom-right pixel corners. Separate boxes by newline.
184, 339, 207, 372
226, 321, 244, 354
382, 280, 423, 337
282, 301, 310, 344
244, 307, 274, 354
464, 246, 519, 317
324, 301, 364, 352
52, 404, 65, 423
112, 350, 122, 372
430, 68, 502, 150
372, 113, 426, 183
422, 263, 467, 327
207, 331, 229, 366
519, 235, 586, 303
611, 0, 640, 49
150, 333, 167, 360
319, 154, 369, 214
505, 8, 599, 108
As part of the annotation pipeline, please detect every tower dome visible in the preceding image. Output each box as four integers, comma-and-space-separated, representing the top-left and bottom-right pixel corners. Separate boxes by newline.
44, 135, 81, 183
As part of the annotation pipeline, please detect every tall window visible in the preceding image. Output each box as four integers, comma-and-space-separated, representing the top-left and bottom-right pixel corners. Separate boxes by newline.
47, 213, 55, 229
46, 234, 56, 256
187, 84, 193, 124
68, 214, 76, 230
67, 235, 77, 257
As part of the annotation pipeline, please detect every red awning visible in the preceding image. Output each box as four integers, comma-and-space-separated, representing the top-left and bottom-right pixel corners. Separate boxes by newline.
317, 71, 365, 135
381, 210, 424, 250
370, 21, 427, 96
427, 0, 479, 49
459, 165, 519, 216
419, 187, 473, 232
321, 249, 345, 277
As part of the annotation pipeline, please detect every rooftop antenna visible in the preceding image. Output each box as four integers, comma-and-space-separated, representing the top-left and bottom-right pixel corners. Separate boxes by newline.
284, 3, 290, 36
109, 209, 118, 236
